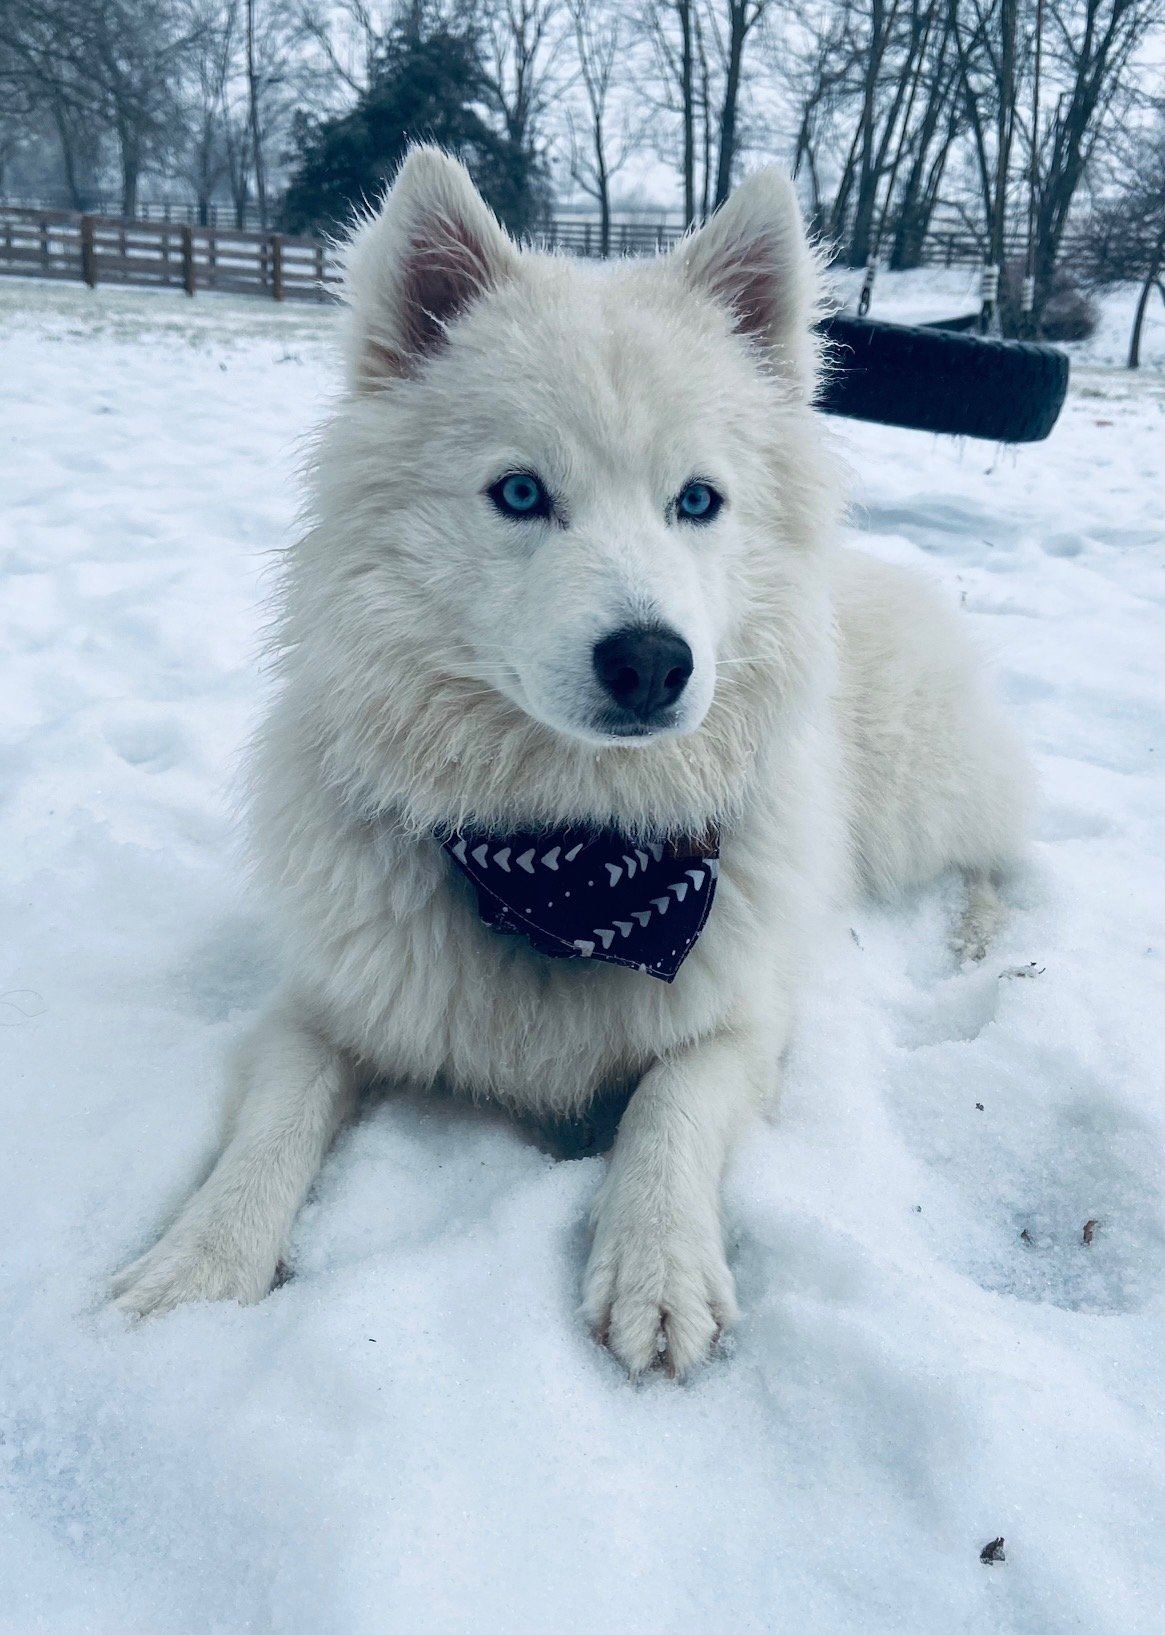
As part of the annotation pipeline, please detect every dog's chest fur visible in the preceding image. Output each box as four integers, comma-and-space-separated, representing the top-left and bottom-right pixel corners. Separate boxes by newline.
262, 783, 797, 1117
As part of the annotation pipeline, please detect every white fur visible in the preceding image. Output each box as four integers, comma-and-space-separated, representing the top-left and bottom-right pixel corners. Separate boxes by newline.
112, 149, 1027, 1376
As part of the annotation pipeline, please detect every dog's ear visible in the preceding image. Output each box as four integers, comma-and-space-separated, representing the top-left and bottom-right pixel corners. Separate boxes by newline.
677, 169, 820, 398
342, 145, 521, 390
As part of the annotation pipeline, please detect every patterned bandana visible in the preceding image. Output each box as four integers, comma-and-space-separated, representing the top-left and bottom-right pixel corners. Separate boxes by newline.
441, 824, 721, 982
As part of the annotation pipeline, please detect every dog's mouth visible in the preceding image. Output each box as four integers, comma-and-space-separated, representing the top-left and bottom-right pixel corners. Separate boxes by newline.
489, 665, 700, 747
590, 710, 683, 743
535, 692, 695, 747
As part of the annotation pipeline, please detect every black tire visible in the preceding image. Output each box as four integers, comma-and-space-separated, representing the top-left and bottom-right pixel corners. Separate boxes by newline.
814, 313, 1069, 443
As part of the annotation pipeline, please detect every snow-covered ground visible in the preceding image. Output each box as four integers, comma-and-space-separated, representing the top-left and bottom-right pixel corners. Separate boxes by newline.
1, 272, 1162, 1635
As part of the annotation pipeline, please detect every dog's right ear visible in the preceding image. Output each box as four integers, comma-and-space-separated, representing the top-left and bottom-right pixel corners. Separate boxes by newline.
677, 168, 820, 399
342, 146, 521, 390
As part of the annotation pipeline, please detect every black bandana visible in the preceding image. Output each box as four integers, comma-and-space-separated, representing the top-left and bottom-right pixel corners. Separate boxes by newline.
441, 824, 720, 982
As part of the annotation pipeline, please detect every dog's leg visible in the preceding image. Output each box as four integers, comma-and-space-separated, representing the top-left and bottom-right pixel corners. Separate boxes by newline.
952, 867, 1006, 964
582, 1026, 766, 1378
111, 1000, 357, 1318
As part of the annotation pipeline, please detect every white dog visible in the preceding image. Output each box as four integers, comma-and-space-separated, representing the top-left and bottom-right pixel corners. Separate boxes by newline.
112, 147, 1027, 1376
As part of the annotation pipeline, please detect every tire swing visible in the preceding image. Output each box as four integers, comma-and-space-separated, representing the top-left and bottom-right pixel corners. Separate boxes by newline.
814, 314, 1068, 443
814, 0, 1066, 446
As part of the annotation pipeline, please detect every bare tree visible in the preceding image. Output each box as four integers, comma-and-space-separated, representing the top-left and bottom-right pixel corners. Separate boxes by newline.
566, 0, 638, 254
0, 0, 108, 207
640, 0, 702, 225
482, 0, 562, 228
708, 0, 770, 206
178, 0, 240, 223
245, 0, 265, 223
294, 0, 387, 101
886, 12, 959, 265
1082, 107, 1165, 364
234, 0, 307, 228
779, 0, 955, 263
1031, 0, 1164, 311
86, 0, 203, 215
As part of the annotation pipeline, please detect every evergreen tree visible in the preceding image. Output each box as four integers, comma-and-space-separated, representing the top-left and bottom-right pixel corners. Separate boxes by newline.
283, 15, 547, 237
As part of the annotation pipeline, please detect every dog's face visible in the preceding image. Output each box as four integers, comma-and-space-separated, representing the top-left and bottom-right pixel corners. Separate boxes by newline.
398, 310, 736, 748
295, 148, 833, 830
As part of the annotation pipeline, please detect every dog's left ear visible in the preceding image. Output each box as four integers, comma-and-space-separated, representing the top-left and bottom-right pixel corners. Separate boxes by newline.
342, 145, 521, 390
678, 169, 820, 399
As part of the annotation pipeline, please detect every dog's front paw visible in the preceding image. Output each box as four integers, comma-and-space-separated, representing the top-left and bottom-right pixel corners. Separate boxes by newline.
110, 1219, 277, 1319
581, 1190, 738, 1378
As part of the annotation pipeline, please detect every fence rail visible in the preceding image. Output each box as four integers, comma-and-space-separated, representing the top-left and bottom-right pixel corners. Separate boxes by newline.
0, 195, 272, 231
0, 207, 338, 301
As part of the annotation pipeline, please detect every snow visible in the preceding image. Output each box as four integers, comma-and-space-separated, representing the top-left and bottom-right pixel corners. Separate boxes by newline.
2, 272, 1163, 1635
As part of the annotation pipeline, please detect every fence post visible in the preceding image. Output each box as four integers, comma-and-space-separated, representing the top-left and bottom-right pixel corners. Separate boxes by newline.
80, 214, 97, 288
181, 224, 196, 297
314, 242, 324, 300
272, 233, 284, 301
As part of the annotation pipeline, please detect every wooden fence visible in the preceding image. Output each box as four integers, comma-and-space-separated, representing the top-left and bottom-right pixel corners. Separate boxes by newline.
0, 207, 338, 301
0, 203, 1107, 306
0, 206, 691, 297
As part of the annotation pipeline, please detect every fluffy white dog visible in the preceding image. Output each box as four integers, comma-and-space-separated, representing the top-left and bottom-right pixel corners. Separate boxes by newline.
112, 147, 1027, 1376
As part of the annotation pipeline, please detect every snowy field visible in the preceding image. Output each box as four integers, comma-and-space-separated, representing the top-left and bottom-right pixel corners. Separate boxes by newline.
1, 271, 1162, 1635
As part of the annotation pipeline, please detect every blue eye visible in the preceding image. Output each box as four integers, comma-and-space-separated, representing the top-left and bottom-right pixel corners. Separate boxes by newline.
676, 480, 723, 523
489, 471, 552, 520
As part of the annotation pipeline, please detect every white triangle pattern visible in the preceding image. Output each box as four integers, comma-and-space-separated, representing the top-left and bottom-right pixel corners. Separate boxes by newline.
459, 840, 675, 881
583, 861, 715, 952
449, 834, 716, 974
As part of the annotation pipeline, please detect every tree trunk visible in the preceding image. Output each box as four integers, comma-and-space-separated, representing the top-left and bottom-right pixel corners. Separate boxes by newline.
1029, 0, 1150, 327
246, 0, 268, 230
678, 0, 695, 228
594, 113, 611, 257
696, 14, 713, 221
949, 0, 993, 234
50, 99, 86, 210
989, 0, 1017, 270
121, 147, 139, 218
847, 0, 888, 265
889, 46, 954, 268
1127, 230, 1165, 368
714, 2, 748, 209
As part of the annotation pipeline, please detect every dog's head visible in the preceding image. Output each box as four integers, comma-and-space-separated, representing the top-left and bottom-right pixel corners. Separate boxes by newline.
291, 147, 838, 831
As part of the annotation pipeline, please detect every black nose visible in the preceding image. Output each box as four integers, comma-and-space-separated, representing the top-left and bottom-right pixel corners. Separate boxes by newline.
592, 625, 694, 720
